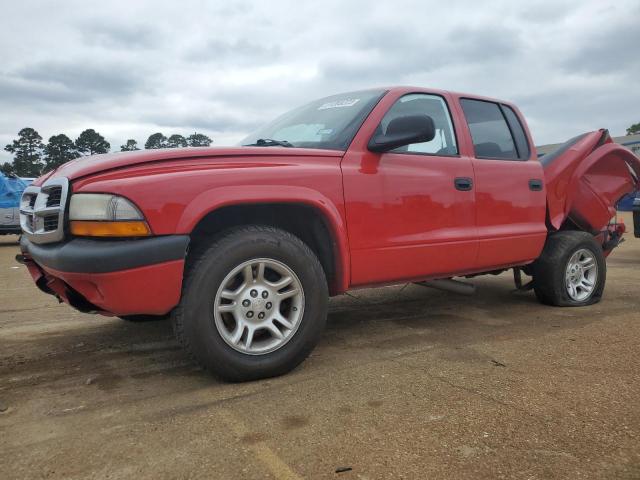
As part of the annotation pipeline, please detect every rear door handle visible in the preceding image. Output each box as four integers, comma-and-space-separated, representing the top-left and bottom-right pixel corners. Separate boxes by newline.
529, 179, 543, 191
454, 177, 473, 191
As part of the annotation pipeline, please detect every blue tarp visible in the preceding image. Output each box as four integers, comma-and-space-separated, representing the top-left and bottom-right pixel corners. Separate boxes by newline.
0, 174, 27, 209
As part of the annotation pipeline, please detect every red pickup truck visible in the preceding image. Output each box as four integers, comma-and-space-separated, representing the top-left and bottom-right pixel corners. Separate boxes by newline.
18, 86, 640, 380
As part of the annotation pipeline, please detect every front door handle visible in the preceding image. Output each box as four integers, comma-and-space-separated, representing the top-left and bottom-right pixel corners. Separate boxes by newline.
529, 179, 543, 191
454, 177, 473, 191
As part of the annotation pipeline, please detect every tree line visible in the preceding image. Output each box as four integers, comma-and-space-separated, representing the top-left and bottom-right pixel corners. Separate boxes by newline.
2, 128, 212, 177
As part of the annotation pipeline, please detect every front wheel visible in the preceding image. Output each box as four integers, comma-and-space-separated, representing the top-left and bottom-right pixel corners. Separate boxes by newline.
172, 226, 328, 381
532, 231, 606, 307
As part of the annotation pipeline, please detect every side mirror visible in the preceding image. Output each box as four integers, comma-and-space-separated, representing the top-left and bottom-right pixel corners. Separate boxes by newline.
368, 115, 436, 153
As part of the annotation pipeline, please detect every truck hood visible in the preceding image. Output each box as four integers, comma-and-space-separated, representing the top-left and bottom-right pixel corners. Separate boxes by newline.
34, 146, 343, 185
543, 130, 640, 233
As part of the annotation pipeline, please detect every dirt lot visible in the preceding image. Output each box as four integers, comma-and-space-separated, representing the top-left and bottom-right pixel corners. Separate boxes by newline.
1, 217, 639, 480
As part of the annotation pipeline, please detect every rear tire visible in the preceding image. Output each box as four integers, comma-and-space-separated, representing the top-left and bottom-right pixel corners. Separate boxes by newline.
172, 225, 328, 382
532, 231, 606, 307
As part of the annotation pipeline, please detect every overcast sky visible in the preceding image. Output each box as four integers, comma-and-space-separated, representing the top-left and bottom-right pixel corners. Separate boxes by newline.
1, 0, 638, 163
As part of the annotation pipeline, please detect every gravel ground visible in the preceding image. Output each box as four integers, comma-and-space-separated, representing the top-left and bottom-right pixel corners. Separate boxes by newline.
1, 215, 639, 479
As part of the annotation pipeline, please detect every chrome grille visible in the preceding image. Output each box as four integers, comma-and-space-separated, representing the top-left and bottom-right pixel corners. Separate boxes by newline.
20, 177, 69, 244
45, 187, 62, 207
43, 216, 59, 231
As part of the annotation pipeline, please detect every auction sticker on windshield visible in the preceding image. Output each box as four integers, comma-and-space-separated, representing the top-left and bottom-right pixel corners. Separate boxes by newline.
318, 98, 360, 110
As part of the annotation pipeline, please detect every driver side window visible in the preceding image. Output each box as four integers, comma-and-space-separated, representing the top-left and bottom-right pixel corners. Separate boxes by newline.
380, 94, 458, 155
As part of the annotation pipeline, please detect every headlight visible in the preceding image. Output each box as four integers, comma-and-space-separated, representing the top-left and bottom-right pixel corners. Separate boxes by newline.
69, 194, 151, 237
70, 194, 144, 221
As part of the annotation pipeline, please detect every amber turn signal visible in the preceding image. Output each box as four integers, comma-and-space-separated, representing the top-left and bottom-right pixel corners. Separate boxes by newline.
70, 220, 151, 237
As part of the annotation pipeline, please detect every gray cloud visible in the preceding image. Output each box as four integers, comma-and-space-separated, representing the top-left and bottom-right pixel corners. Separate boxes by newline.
0, 0, 637, 164
319, 24, 522, 85
561, 13, 640, 75
358, 24, 522, 63
80, 21, 161, 49
0, 75, 86, 104
139, 110, 260, 133
519, 3, 576, 23
16, 60, 144, 99
185, 39, 281, 64
451, 26, 523, 62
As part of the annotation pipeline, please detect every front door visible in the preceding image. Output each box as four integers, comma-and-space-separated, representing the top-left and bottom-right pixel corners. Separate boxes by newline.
342, 92, 478, 286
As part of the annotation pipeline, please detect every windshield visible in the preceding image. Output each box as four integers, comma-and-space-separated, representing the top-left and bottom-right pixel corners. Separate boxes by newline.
240, 89, 386, 151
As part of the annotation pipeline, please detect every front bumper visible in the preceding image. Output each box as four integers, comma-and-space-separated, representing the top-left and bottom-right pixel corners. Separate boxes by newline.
19, 235, 189, 316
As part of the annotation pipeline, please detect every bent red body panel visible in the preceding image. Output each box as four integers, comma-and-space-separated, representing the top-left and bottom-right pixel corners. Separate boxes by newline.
25, 259, 184, 316
544, 130, 640, 232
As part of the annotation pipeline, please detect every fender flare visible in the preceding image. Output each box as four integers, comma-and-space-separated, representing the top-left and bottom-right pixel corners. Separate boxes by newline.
175, 184, 351, 294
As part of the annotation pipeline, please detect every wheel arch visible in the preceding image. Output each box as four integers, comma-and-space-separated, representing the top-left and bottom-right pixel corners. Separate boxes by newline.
177, 186, 350, 295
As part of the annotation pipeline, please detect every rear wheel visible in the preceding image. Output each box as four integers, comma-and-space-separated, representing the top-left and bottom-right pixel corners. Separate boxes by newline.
172, 225, 328, 381
532, 231, 606, 306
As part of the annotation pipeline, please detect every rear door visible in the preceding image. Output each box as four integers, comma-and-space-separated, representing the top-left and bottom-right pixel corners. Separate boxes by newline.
458, 98, 547, 269
342, 92, 478, 286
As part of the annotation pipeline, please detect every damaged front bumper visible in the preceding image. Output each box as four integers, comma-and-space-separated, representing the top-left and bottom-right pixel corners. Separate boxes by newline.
18, 235, 189, 316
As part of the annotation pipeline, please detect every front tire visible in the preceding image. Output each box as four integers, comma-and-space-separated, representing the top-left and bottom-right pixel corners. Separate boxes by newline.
532, 231, 606, 307
172, 226, 328, 381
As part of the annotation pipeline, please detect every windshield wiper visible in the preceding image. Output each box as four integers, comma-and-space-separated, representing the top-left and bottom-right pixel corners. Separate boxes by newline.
246, 138, 294, 147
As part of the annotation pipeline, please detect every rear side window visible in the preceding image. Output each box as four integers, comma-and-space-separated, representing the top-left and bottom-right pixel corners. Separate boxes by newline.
460, 99, 525, 160
502, 105, 530, 159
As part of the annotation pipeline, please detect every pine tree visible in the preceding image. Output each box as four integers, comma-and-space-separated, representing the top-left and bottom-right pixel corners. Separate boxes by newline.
186, 133, 212, 147
145, 133, 168, 149
4, 128, 44, 177
75, 129, 110, 155
0, 162, 15, 175
44, 134, 80, 172
120, 139, 140, 151
167, 134, 188, 148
